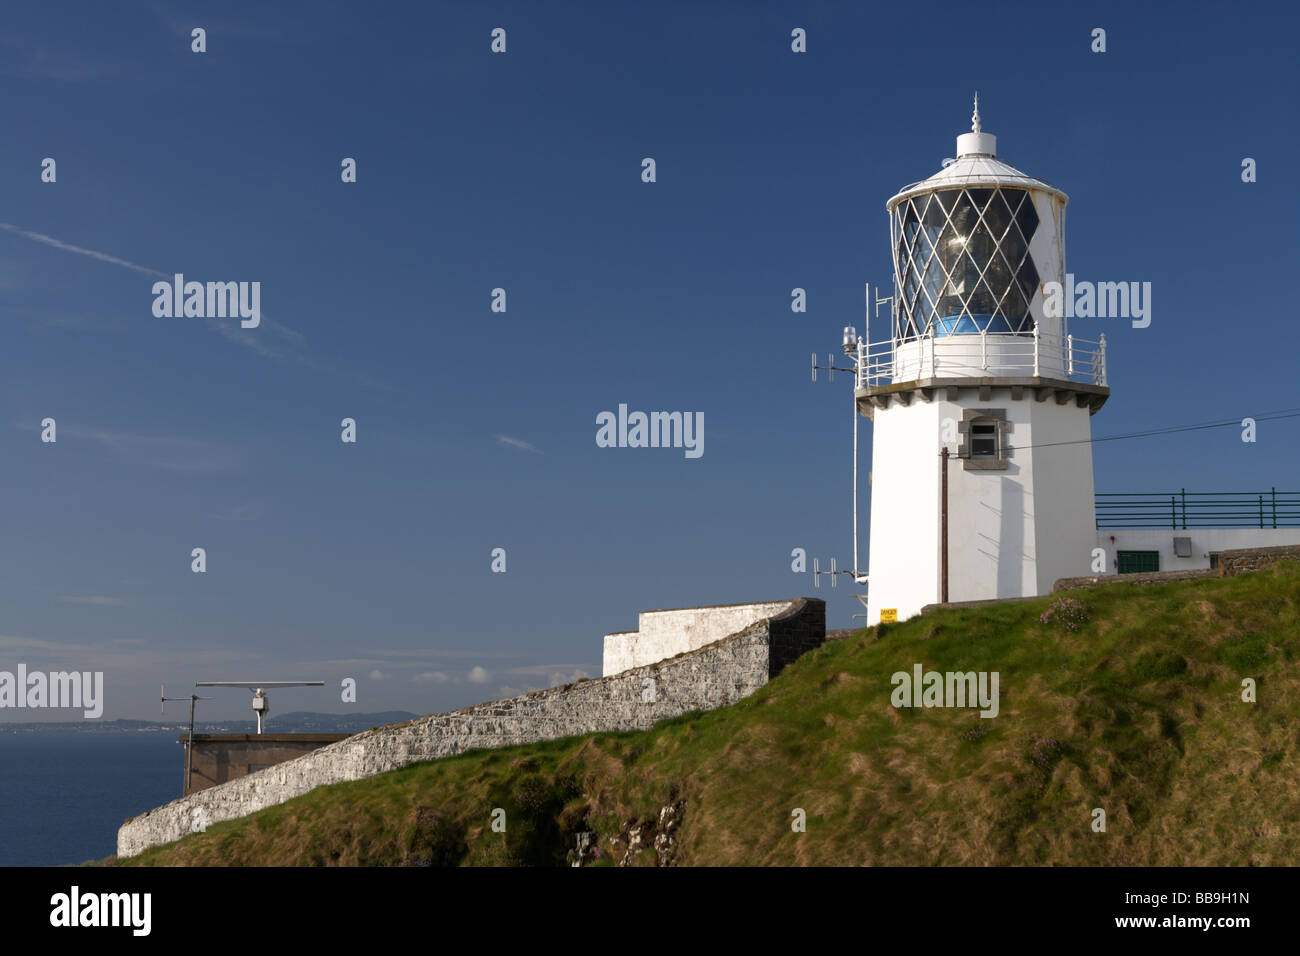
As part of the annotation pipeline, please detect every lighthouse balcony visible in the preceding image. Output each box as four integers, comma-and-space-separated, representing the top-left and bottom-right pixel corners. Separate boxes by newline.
852, 328, 1108, 417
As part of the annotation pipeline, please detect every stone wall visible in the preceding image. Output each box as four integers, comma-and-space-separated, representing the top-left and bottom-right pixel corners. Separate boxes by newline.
765, 598, 831, 677
118, 597, 825, 858
1054, 569, 1217, 592
603, 600, 796, 676
1054, 546, 1299, 592
184, 734, 352, 795
1216, 544, 1300, 576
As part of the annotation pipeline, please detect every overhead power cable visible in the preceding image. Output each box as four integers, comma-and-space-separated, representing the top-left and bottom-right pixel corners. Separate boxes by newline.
1008, 407, 1300, 454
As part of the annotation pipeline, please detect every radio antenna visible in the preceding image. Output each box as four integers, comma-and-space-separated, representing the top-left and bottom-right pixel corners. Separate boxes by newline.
195, 681, 324, 734
809, 282, 886, 590
162, 684, 211, 796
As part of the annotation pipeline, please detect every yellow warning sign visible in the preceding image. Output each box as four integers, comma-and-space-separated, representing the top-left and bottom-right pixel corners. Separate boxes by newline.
880, 608, 898, 623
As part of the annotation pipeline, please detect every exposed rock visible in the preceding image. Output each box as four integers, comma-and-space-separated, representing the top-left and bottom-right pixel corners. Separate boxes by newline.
613, 800, 685, 867
570, 831, 598, 867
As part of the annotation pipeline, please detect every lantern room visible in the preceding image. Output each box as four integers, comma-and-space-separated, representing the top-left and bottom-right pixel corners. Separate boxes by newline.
882, 97, 1072, 381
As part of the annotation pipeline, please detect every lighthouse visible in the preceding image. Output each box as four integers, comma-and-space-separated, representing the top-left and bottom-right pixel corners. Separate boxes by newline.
853, 98, 1109, 624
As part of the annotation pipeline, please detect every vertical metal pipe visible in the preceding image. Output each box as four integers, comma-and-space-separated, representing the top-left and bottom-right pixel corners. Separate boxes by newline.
853, 377, 859, 579
941, 448, 949, 604
865, 282, 870, 357
185, 696, 196, 797
853, 293, 866, 581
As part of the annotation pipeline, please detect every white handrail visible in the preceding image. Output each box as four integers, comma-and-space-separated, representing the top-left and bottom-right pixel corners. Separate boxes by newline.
856, 328, 1107, 390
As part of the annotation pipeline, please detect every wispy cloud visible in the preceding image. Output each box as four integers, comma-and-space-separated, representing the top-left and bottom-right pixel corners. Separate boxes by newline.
59, 595, 127, 607
148, 3, 286, 42
203, 314, 323, 367
404, 649, 512, 660
0, 224, 165, 277
496, 434, 542, 454
211, 503, 258, 522
505, 664, 596, 678
0, 222, 389, 389
0, 222, 290, 360
0, 633, 250, 672
548, 668, 590, 687
0, 42, 112, 84
10, 307, 129, 334
292, 651, 603, 689
17, 422, 248, 474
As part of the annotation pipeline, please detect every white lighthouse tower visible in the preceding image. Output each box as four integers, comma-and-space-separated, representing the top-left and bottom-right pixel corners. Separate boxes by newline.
852, 98, 1109, 624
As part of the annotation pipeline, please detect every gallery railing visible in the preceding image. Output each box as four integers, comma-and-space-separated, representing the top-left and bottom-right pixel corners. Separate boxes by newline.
855, 328, 1106, 389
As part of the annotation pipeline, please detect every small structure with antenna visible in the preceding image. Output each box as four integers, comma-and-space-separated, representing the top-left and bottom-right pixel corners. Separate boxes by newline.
196, 681, 325, 734
161, 680, 344, 796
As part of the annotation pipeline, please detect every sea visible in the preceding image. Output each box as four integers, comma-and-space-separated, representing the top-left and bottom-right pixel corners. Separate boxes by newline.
0, 732, 180, 867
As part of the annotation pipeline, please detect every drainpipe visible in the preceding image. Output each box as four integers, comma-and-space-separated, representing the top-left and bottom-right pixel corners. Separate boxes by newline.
941, 448, 950, 603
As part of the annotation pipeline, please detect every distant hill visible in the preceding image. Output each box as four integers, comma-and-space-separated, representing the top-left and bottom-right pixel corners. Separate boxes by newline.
1, 712, 420, 735
113, 561, 1300, 866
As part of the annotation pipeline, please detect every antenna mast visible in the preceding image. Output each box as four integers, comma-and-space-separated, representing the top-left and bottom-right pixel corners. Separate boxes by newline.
195, 681, 325, 734
811, 282, 889, 588
162, 685, 211, 796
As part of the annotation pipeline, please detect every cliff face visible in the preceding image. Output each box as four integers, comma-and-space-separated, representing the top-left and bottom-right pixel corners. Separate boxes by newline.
117, 598, 826, 858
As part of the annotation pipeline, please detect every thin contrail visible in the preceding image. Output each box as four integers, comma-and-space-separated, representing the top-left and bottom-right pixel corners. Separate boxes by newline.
1, 220, 294, 355
0, 220, 393, 390
496, 434, 543, 454
0, 223, 168, 278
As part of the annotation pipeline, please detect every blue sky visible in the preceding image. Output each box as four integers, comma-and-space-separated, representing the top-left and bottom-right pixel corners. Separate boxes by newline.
1, 0, 1296, 720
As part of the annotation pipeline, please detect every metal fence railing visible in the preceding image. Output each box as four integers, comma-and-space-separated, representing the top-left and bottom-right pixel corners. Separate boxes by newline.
855, 328, 1107, 389
1095, 489, 1300, 529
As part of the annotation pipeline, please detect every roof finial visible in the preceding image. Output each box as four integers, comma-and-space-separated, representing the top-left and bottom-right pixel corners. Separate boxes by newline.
955, 93, 996, 158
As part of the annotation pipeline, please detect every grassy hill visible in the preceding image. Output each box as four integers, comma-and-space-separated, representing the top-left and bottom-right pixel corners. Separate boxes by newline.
115, 561, 1300, 866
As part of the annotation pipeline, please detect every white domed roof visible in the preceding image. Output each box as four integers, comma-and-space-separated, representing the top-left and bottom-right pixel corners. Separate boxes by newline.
886, 97, 1067, 210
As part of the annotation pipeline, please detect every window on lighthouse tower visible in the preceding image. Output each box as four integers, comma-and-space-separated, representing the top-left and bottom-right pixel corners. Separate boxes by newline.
958, 409, 1009, 471
970, 421, 999, 459
894, 187, 1040, 341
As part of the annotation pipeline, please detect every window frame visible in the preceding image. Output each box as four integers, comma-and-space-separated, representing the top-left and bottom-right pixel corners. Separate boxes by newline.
957, 408, 1010, 471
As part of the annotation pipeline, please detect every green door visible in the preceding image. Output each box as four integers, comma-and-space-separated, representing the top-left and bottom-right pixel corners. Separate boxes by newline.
1117, 550, 1160, 574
